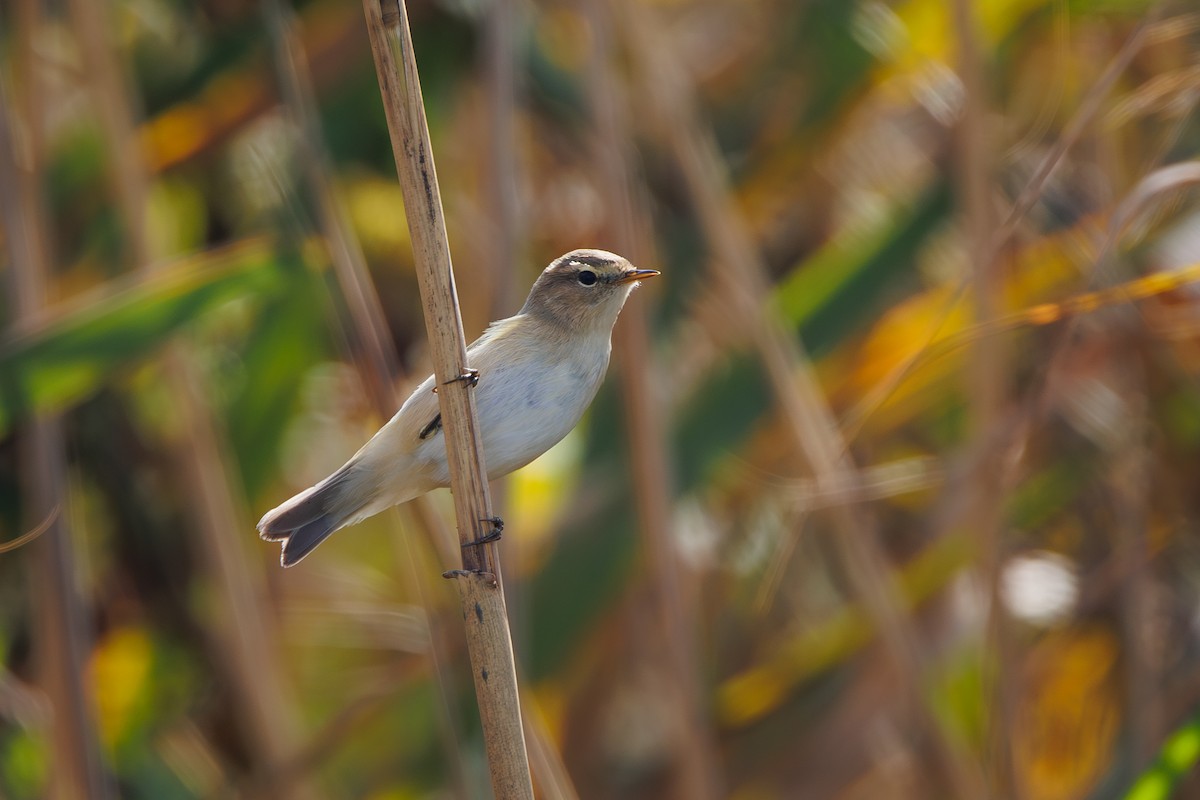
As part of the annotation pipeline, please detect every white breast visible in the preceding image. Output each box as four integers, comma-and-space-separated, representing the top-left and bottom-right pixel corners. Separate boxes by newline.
475, 339, 610, 477
413, 330, 612, 487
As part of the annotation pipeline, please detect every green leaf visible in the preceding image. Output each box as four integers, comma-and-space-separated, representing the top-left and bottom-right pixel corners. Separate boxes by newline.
780, 182, 951, 356
0, 241, 282, 436
226, 267, 333, 501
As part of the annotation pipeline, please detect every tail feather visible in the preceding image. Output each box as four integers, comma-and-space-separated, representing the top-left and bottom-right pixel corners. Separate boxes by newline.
257, 467, 361, 566
280, 516, 340, 567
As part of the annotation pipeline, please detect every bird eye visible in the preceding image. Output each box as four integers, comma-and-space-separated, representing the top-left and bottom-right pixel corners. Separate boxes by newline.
577, 270, 598, 286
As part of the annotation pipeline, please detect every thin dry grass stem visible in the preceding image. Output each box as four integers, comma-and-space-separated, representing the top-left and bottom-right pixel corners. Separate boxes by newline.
1095, 121, 1161, 777
167, 362, 321, 800
1111, 366, 1156, 768
584, 1, 720, 797
617, 3, 986, 795
391, 516, 474, 800
1022, 160, 1200, 426
0, 503, 58, 554
951, 0, 1017, 795
990, 17, 1152, 262
0, 56, 113, 800
67, 2, 320, 796
483, 0, 522, 322
253, 665, 407, 788
756, 456, 946, 610
523, 704, 581, 800
362, 0, 532, 795
263, 0, 402, 416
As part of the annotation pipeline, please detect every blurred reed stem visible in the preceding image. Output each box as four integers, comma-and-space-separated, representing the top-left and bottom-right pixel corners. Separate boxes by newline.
1090, 81, 1161, 771
482, 0, 522, 323
262, 4, 474, 793
1110, 365, 1155, 769
361, 0, 533, 795
67, 0, 320, 795
263, 0, 401, 418
584, 1, 721, 797
950, 0, 1017, 795
0, 45, 112, 800
617, 2, 987, 795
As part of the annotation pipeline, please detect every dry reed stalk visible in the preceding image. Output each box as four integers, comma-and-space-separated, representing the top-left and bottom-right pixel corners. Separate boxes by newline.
949, 0, 1017, 796
0, 53, 112, 800
616, 3, 986, 795
482, 0, 522, 322
1089, 92, 1161, 774
66, 1, 319, 795
583, 1, 720, 797
361, 0, 533, 796
263, 4, 473, 792
522, 704, 580, 800
1110, 368, 1156, 768
263, 0, 401, 417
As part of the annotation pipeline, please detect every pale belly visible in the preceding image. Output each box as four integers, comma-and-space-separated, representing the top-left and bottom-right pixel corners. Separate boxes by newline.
419, 349, 609, 486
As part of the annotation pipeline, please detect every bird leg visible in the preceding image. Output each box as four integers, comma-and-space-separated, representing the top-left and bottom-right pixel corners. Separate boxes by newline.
418, 413, 442, 440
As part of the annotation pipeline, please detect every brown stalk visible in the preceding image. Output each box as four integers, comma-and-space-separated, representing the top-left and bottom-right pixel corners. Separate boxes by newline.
361, 0, 533, 796
262, 2, 472, 792
617, 3, 985, 796
1110, 365, 1156, 768
950, 0, 1016, 796
0, 46, 112, 800
482, 0, 523, 321
66, 1, 319, 796
583, 1, 720, 797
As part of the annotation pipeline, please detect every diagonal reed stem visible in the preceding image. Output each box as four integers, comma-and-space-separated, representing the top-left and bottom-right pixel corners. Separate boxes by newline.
361, 0, 533, 795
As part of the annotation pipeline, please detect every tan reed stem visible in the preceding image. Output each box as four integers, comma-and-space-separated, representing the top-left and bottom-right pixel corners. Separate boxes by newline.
360, 0, 533, 795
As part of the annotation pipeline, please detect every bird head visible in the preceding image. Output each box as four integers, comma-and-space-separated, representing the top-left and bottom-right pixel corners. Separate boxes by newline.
519, 249, 659, 333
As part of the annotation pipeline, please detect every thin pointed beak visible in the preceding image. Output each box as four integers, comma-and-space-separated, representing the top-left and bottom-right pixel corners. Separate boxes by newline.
614, 268, 660, 285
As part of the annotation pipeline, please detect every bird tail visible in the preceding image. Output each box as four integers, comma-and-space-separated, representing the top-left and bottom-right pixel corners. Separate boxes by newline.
257, 464, 376, 567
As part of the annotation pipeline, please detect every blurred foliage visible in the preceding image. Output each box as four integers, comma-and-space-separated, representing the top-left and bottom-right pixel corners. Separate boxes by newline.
4, 0, 1200, 798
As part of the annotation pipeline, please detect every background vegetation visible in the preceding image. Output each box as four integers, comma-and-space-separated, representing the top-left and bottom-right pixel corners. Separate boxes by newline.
2, 0, 1199, 797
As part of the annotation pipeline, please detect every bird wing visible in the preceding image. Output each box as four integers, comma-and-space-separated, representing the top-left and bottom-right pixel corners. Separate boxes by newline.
389, 315, 523, 447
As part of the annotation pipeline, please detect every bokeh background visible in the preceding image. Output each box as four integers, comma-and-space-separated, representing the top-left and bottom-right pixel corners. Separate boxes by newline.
3, 0, 1200, 797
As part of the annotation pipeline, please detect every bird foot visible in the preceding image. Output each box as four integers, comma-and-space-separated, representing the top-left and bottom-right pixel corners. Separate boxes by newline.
444, 368, 480, 388
461, 516, 503, 548
442, 569, 497, 586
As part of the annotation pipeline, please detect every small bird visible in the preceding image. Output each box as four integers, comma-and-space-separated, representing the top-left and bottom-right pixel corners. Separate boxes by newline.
258, 249, 659, 566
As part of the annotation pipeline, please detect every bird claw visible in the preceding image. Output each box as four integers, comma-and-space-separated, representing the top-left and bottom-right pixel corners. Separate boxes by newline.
444, 368, 480, 388
461, 516, 503, 548
442, 569, 497, 585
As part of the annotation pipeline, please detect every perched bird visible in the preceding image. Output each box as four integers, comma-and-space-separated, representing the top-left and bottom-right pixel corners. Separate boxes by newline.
258, 249, 658, 566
